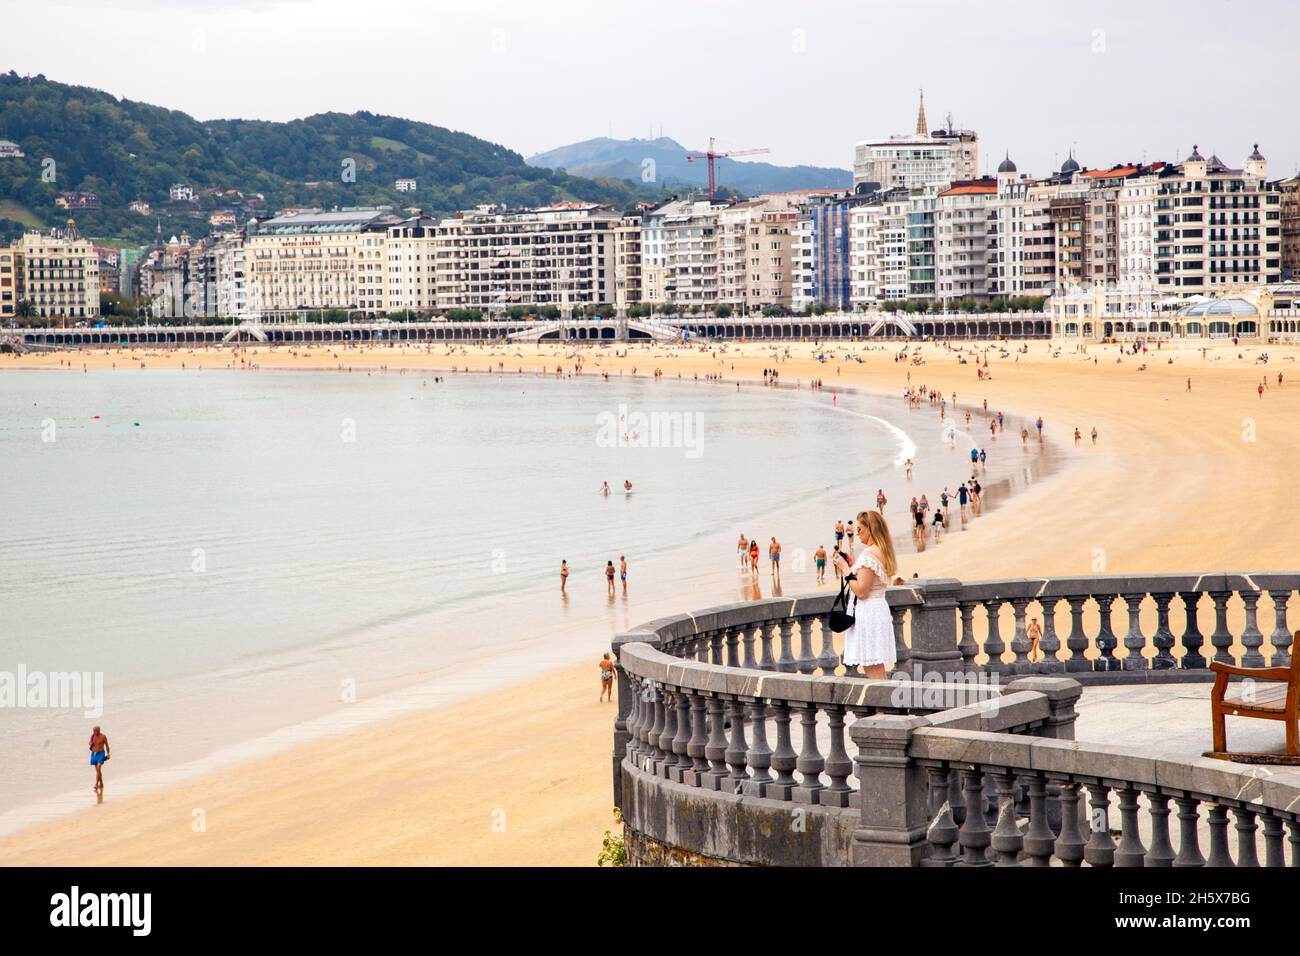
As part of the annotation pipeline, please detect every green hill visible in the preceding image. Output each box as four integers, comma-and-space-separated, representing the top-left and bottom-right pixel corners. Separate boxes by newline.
0, 72, 660, 245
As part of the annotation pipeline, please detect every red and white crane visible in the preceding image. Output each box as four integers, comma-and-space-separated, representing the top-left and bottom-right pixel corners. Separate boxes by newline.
685, 137, 770, 200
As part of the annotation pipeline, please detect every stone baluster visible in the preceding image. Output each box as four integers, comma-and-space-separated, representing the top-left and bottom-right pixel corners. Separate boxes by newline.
777, 618, 797, 673
686, 694, 709, 784
742, 625, 758, 669
1261, 812, 1285, 867
1240, 590, 1265, 668
696, 637, 709, 663
1234, 807, 1260, 867
710, 631, 725, 665
948, 767, 966, 826
1267, 589, 1293, 666
1206, 805, 1233, 867
701, 697, 729, 790
1119, 591, 1146, 670
1289, 819, 1300, 866
626, 680, 644, 760
656, 689, 677, 775
672, 692, 695, 784
983, 601, 1007, 673
1064, 595, 1090, 671
767, 703, 798, 800
1008, 598, 1031, 671
1114, 788, 1147, 867
723, 698, 749, 791
724, 626, 740, 667
890, 605, 910, 675
1173, 797, 1206, 867
1209, 590, 1233, 665
1039, 597, 1062, 667
1084, 783, 1116, 867
792, 703, 825, 804
957, 768, 992, 866
741, 699, 773, 797
1053, 782, 1086, 867
1022, 775, 1056, 866
990, 772, 1024, 865
1151, 592, 1176, 670
817, 615, 840, 675
796, 617, 818, 674
1094, 594, 1120, 672
759, 623, 777, 671
923, 767, 959, 866
1178, 591, 1207, 669
1145, 792, 1176, 867
821, 705, 853, 807
957, 601, 979, 671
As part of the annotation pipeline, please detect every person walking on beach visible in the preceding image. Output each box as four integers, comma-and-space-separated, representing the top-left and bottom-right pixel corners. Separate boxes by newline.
769, 537, 781, 582
599, 653, 616, 702
619, 555, 628, 594
600, 481, 610, 496
1091, 426, 1098, 445
832, 510, 899, 680
958, 482, 969, 519
845, 520, 855, 550
814, 544, 828, 585
876, 489, 887, 514
1035, 417, 1043, 441
1027, 616, 1043, 663
737, 532, 749, 568
1074, 427, 1082, 447
561, 560, 569, 594
605, 560, 616, 596
905, 458, 913, 480
749, 539, 760, 573
978, 449, 987, 467
89, 726, 110, 797
834, 520, 845, 549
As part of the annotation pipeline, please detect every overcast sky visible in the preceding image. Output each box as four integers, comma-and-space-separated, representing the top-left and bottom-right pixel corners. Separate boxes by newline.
3, 0, 1298, 180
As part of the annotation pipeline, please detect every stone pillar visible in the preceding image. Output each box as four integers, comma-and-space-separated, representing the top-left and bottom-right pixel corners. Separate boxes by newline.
1005, 677, 1083, 741
904, 579, 964, 681
849, 714, 930, 866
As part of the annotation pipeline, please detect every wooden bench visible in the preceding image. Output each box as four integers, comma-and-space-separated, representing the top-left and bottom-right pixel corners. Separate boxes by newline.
1210, 632, 1300, 759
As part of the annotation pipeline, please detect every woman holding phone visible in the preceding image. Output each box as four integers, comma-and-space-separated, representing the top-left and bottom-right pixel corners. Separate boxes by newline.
831, 510, 899, 679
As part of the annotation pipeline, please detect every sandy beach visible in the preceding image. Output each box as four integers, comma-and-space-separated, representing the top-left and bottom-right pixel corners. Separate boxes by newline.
3, 334, 1299, 866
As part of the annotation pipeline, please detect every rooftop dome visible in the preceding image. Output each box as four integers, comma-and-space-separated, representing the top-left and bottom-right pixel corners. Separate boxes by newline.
1186, 144, 1205, 163
997, 153, 1017, 174
1060, 153, 1080, 174
1176, 297, 1258, 318
1249, 143, 1265, 161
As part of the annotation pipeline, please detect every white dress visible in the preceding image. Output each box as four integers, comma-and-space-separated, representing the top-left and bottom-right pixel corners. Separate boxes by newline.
842, 550, 896, 668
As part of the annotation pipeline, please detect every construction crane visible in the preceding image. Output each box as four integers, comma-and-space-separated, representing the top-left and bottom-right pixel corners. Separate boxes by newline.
685, 137, 770, 200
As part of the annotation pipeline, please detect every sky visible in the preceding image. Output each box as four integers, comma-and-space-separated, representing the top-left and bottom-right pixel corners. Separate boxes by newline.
2, 0, 1298, 181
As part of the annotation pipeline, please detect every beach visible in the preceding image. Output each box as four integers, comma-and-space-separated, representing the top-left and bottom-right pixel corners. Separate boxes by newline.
3, 334, 1299, 866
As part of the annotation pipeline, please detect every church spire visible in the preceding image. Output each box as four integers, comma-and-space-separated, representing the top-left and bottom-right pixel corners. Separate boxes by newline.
915, 90, 928, 137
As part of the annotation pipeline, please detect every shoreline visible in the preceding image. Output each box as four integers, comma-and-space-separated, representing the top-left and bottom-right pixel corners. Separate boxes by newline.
3, 337, 1298, 864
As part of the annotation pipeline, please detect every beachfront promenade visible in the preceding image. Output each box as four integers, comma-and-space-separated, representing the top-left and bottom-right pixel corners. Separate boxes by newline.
612, 574, 1300, 866
2, 311, 1050, 351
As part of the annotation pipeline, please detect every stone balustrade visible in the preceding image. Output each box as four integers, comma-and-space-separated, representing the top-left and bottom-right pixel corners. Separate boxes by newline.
611, 572, 1300, 866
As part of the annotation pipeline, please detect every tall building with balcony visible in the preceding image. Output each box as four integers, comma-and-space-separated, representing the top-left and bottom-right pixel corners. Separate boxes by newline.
717, 193, 814, 314
1278, 175, 1300, 280
3, 227, 100, 322
935, 179, 998, 301
433, 202, 620, 312
849, 187, 909, 307
245, 207, 398, 319
1152, 145, 1282, 293
384, 216, 438, 313
640, 198, 729, 309
614, 213, 643, 311
853, 94, 979, 191
793, 193, 856, 312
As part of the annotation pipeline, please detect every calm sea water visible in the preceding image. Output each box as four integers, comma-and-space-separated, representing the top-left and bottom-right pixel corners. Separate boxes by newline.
0, 368, 1053, 817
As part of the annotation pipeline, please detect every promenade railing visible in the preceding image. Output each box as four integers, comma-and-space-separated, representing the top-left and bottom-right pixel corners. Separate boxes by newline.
612, 573, 1300, 866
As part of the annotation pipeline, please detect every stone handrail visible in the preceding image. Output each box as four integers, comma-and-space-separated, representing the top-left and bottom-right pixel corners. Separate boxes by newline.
611, 572, 1300, 866
856, 712, 1300, 866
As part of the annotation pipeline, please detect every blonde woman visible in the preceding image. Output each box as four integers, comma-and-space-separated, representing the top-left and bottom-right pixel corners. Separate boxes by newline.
831, 510, 899, 679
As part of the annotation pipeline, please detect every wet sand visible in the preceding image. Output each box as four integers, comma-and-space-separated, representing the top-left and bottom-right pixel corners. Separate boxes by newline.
3, 335, 1299, 865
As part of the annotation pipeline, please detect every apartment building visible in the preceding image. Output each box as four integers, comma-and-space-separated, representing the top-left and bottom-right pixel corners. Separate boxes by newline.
1, 228, 101, 322
640, 198, 728, 308
935, 179, 998, 301
384, 216, 438, 313
1282, 176, 1300, 280
614, 213, 643, 311
792, 194, 856, 312
853, 95, 979, 191
718, 194, 810, 313
1152, 146, 1281, 293
244, 207, 397, 319
433, 202, 620, 312
850, 187, 909, 307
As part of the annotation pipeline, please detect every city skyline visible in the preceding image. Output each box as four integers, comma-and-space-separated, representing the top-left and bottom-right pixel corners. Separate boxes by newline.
2, 0, 1298, 182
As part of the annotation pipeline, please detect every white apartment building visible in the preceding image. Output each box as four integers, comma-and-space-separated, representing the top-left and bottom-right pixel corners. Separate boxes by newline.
244, 207, 397, 319
850, 188, 909, 307
935, 179, 998, 301
640, 198, 729, 308
853, 95, 978, 191
2, 228, 101, 321
214, 236, 247, 317
433, 202, 620, 312
384, 216, 438, 313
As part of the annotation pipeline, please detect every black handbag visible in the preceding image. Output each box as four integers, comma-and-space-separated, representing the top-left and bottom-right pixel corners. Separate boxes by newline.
828, 575, 856, 632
